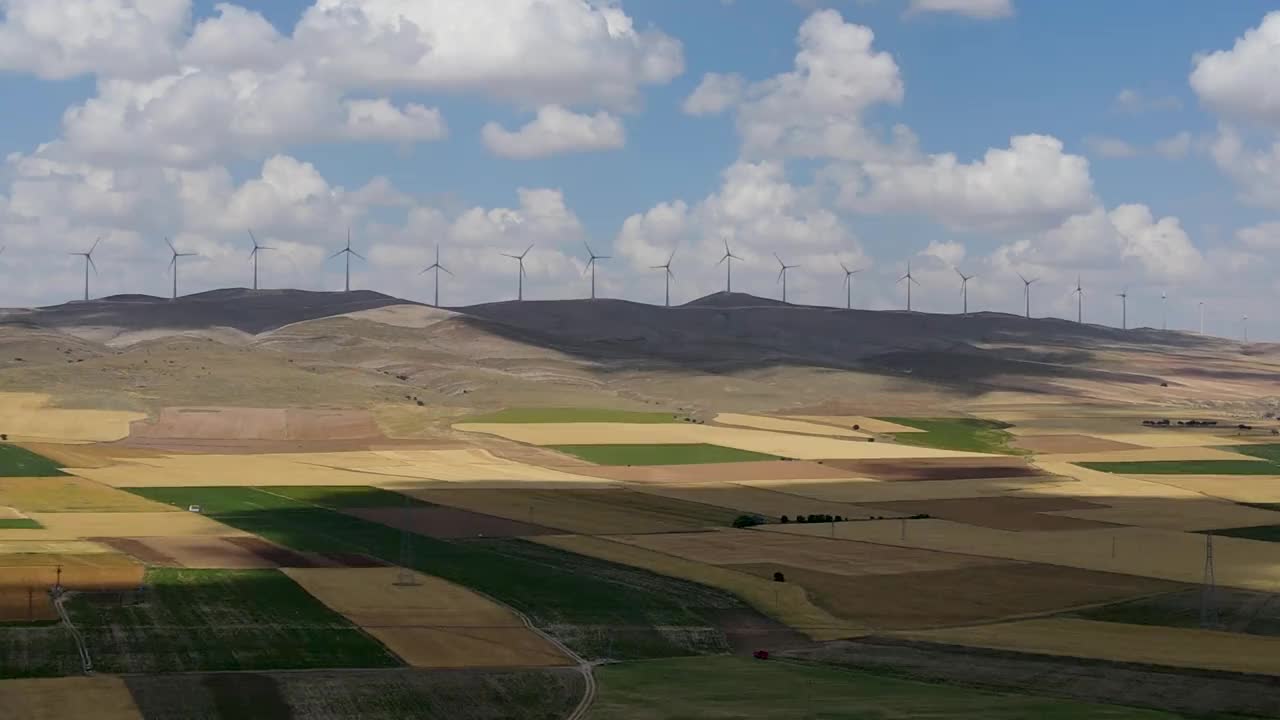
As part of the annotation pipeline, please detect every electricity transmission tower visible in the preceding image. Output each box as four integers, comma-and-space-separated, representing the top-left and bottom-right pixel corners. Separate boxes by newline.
1200, 531, 1218, 629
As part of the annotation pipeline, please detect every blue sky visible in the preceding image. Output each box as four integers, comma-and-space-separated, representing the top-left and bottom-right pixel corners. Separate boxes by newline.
2, 0, 1280, 339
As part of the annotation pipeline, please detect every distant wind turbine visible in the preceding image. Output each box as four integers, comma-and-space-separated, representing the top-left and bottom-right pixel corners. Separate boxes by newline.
69, 237, 101, 302
166, 238, 196, 300
1199, 301, 1205, 335
955, 268, 974, 316
420, 245, 452, 308
502, 244, 533, 301
840, 263, 861, 310
899, 261, 920, 311
1072, 276, 1084, 323
1243, 314, 1249, 343
1117, 288, 1129, 330
717, 237, 742, 293
651, 248, 676, 308
247, 230, 274, 291
1017, 272, 1038, 319
583, 242, 610, 300
329, 228, 365, 293
1161, 290, 1168, 331
774, 253, 798, 304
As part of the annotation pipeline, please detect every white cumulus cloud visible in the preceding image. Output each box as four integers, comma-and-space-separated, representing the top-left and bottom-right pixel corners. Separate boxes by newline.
481, 106, 625, 160
905, 0, 1014, 19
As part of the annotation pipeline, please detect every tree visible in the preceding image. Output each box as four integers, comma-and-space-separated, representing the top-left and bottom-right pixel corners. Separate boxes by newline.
780, 515, 789, 523
773, 571, 786, 582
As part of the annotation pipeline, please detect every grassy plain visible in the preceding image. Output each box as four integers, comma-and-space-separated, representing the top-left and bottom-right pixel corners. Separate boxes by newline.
0, 445, 64, 477
588, 656, 1185, 719
1080, 460, 1279, 475
467, 408, 680, 424
551, 443, 778, 466
880, 418, 1021, 454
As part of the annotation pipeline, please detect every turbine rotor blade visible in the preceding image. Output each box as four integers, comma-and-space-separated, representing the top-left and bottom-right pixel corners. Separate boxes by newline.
351, 251, 365, 261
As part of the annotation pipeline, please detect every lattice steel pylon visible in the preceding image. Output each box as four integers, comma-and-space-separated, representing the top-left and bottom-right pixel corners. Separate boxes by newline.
393, 494, 420, 587
1200, 531, 1218, 628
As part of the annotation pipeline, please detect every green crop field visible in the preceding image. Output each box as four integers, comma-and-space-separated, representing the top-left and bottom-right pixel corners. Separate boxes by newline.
0, 444, 65, 477
64, 568, 401, 674
1078, 588, 1280, 637
588, 656, 1186, 719
0, 625, 82, 678
129, 487, 761, 661
880, 418, 1022, 455
1225, 443, 1280, 464
256, 486, 433, 509
466, 408, 682, 424
1079, 460, 1279, 475
551, 443, 779, 466
1208, 524, 1280, 542
0, 519, 40, 529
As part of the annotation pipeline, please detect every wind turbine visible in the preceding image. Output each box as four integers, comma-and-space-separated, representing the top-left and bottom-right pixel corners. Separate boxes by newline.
329, 227, 365, 292
420, 245, 452, 308
247, 230, 274, 291
774, 253, 798, 304
899, 261, 920, 311
651, 248, 676, 308
1243, 315, 1249, 343
717, 237, 742, 293
583, 242, 610, 300
69, 237, 101, 301
841, 263, 861, 310
1117, 288, 1129, 330
955, 268, 974, 316
166, 238, 196, 300
1199, 301, 1205, 335
502, 244, 533, 301
1072, 276, 1084, 323
1017, 272, 1038, 319
1161, 290, 1168, 331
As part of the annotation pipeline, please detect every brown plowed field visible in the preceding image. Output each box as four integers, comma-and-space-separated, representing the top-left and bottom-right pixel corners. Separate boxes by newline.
571, 460, 859, 484
1011, 435, 1145, 454
631, 483, 905, 521
819, 458, 1048, 481
0, 588, 56, 621
90, 536, 319, 569
860, 496, 1121, 532
344, 506, 559, 539
729, 563, 1181, 630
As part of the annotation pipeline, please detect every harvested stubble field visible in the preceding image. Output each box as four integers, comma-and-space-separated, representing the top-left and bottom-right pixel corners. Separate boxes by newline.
0, 552, 144, 598
729, 562, 1179, 630
0, 393, 145, 443
578, 460, 856, 484
121, 667, 585, 720
786, 416, 926, 434
283, 567, 570, 668
64, 568, 402, 673
128, 486, 770, 660
629, 483, 898, 522
127, 406, 385, 443
0, 676, 144, 719
1011, 434, 1145, 454
404, 488, 741, 535
454, 422, 993, 460
0, 476, 174, 513
465, 408, 681, 424
712, 413, 870, 438
3, 511, 249, 540
1127, 474, 1280, 504
816, 457, 1046, 481
588, 655, 1182, 720
1042, 496, 1280, 531
551, 443, 779, 466
10, 442, 167, 469
766, 520, 1280, 591
858, 496, 1119, 532
894, 618, 1280, 677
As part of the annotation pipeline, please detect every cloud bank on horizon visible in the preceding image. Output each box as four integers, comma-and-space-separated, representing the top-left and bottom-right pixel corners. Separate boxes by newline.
0, 0, 1277, 339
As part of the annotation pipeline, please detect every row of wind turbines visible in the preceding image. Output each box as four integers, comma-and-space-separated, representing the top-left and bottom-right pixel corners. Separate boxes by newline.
44, 234, 1242, 337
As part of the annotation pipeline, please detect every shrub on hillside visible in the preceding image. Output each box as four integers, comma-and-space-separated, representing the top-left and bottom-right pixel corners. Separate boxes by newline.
732, 514, 766, 528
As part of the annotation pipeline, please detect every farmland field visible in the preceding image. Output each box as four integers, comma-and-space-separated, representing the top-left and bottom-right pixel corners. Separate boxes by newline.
0, 477, 173, 513
1080, 460, 1279, 475
466, 408, 681, 424
551, 443, 779, 465
1078, 588, 1280, 636
0, 677, 144, 719
0, 624, 83, 678
0, 519, 39, 529
1224, 443, 1280, 463
1206, 524, 1280, 542
880, 418, 1022, 455
63, 568, 402, 673
0, 445, 64, 477
253, 486, 435, 509
588, 656, 1185, 719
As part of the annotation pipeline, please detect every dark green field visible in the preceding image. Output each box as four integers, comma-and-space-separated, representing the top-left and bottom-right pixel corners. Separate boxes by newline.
467, 408, 681, 424
65, 568, 401, 673
1079, 460, 1279, 475
1224, 443, 1280, 463
1077, 588, 1280, 636
256, 486, 434, 509
0, 444, 65, 477
0, 625, 82, 678
589, 656, 1187, 719
129, 487, 756, 660
1207, 524, 1280, 543
551, 443, 779, 465
0, 518, 40, 529
879, 418, 1022, 455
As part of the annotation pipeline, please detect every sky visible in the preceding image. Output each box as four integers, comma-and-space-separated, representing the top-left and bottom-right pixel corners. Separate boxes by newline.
2, 0, 1280, 339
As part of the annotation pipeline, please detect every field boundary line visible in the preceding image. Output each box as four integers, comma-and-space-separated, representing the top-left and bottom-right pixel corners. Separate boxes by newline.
52, 590, 93, 675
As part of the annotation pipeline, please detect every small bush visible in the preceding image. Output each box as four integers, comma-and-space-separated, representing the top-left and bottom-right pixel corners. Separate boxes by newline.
780, 515, 789, 524
772, 572, 785, 583
732, 514, 765, 529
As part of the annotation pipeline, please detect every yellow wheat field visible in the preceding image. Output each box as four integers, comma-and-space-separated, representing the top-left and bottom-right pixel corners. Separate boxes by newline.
713, 414, 870, 439
283, 567, 570, 668
1128, 475, 1280, 504
1035, 446, 1255, 464
1, 512, 247, 540
0, 677, 144, 720
531, 534, 863, 641
0, 393, 145, 443
764, 520, 1280, 591
0, 476, 175, 513
1081, 432, 1258, 448
895, 618, 1280, 677
453, 422, 993, 460
1045, 496, 1280, 531
1028, 462, 1205, 499
0, 552, 144, 592
786, 416, 926, 434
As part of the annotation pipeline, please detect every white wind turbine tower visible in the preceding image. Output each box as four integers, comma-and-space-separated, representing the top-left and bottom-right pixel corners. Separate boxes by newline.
1161, 290, 1168, 331
955, 268, 974, 316
420, 245, 451, 308
69, 237, 101, 302
1072, 275, 1084, 323
329, 228, 365, 292
774, 253, 798, 304
1199, 301, 1206, 335
502, 244, 533, 301
841, 263, 861, 310
583, 242, 610, 300
166, 238, 196, 300
247, 230, 274, 291
717, 237, 742, 293
651, 248, 676, 308
1018, 272, 1038, 319
899, 261, 920, 311
1243, 314, 1249, 343
1117, 287, 1129, 330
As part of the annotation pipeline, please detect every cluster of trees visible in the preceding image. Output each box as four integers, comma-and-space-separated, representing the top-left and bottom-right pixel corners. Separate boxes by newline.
781, 514, 845, 524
